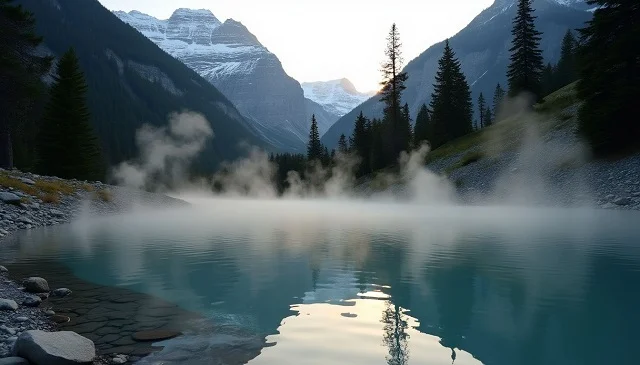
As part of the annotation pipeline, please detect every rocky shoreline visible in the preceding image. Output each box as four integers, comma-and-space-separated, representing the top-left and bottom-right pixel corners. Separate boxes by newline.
0, 168, 188, 364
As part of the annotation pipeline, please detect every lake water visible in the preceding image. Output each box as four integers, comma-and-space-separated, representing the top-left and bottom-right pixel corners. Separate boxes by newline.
4, 198, 640, 365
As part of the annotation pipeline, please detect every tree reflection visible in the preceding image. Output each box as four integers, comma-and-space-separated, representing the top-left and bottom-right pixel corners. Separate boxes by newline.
381, 300, 410, 365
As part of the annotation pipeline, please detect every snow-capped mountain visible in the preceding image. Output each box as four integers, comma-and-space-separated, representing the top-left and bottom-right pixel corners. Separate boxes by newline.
322, 0, 592, 147
302, 79, 375, 117
115, 8, 332, 152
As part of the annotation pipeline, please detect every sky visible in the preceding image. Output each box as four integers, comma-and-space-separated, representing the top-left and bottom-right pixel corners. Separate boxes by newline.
98, 0, 494, 92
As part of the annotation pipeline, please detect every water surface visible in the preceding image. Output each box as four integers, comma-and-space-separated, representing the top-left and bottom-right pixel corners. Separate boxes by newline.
4, 199, 640, 364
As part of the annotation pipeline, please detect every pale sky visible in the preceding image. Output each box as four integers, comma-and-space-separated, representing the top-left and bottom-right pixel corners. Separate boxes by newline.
98, 0, 494, 92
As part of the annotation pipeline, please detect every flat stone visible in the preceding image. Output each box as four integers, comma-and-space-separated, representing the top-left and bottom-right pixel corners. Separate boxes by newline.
0, 356, 30, 365
19, 178, 35, 186
51, 315, 70, 324
52, 288, 72, 298
0, 299, 18, 311
49, 209, 64, 217
0, 325, 17, 335
44, 310, 55, 316
0, 192, 21, 205
22, 296, 42, 308
132, 330, 181, 342
13, 330, 96, 365
14, 317, 29, 323
22, 277, 49, 293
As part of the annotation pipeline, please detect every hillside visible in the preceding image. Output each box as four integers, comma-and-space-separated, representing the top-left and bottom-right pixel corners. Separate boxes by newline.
19, 0, 265, 172
322, 0, 592, 148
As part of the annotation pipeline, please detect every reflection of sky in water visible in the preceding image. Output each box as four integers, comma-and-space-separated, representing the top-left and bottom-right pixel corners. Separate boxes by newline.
4, 199, 640, 365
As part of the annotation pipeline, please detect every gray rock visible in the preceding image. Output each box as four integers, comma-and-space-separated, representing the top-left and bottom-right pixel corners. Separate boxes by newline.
44, 310, 55, 317
614, 197, 631, 206
0, 325, 17, 335
22, 277, 49, 293
22, 296, 41, 308
601, 202, 617, 209
0, 356, 30, 365
35, 292, 49, 300
0, 193, 21, 205
605, 194, 615, 201
13, 330, 96, 365
111, 354, 128, 364
14, 317, 28, 323
52, 288, 72, 298
0, 265, 7, 273
49, 209, 64, 218
17, 217, 34, 225
18, 178, 35, 186
0, 299, 18, 311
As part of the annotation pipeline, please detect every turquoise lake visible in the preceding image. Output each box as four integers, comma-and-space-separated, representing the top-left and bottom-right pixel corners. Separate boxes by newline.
4, 198, 640, 364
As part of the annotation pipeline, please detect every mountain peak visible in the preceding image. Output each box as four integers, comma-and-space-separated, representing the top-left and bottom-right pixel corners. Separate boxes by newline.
211, 19, 262, 47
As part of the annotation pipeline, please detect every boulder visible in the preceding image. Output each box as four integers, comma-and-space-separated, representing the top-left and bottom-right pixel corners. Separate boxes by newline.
0, 357, 30, 365
22, 277, 49, 293
0, 299, 18, 311
22, 296, 42, 308
52, 288, 72, 298
13, 330, 96, 365
0, 265, 7, 273
0, 192, 21, 205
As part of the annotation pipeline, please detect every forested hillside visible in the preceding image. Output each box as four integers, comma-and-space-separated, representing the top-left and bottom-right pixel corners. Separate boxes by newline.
18, 0, 265, 172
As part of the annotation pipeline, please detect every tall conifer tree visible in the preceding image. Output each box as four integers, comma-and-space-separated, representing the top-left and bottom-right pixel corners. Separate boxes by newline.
380, 23, 410, 160
492, 83, 506, 118
337, 134, 348, 153
37, 48, 104, 180
577, 0, 640, 154
478, 93, 486, 129
556, 29, 578, 89
307, 114, 323, 161
430, 40, 473, 149
413, 104, 431, 146
507, 0, 544, 99
0, 0, 52, 169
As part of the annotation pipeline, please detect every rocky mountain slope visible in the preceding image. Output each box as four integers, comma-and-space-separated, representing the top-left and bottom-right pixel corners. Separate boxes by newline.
322, 0, 591, 148
115, 8, 339, 151
19, 0, 265, 172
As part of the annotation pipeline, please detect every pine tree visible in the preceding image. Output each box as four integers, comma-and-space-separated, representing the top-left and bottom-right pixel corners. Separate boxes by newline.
492, 83, 506, 119
307, 114, 323, 161
506, 0, 544, 99
429, 40, 473, 149
337, 134, 348, 153
556, 29, 578, 89
351, 111, 372, 176
577, 0, 640, 155
0, 0, 52, 169
413, 104, 431, 146
401, 103, 413, 146
36, 48, 104, 180
485, 107, 493, 127
477, 93, 486, 128
540, 62, 556, 96
380, 23, 410, 160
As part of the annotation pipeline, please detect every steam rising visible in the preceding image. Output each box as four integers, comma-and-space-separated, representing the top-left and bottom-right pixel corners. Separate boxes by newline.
112, 111, 213, 190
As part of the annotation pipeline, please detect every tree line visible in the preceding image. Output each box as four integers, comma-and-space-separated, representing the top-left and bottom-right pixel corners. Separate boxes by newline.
1, 0, 104, 180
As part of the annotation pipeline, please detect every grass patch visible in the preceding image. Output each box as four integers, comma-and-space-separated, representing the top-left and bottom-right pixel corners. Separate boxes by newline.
19, 196, 31, 204
444, 150, 485, 175
41, 193, 61, 204
94, 189, 112, 202
0, 174, 39, 196
81, 183, 95, 192
34, 180, 75, 196
535, 82, 578, 114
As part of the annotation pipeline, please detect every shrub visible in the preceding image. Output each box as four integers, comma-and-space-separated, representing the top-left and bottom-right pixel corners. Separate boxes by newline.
41, 193, 60, 204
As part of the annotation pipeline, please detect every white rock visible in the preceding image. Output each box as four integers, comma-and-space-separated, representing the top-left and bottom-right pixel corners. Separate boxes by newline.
0, 299, 18, 311
13, 330, 96, 365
